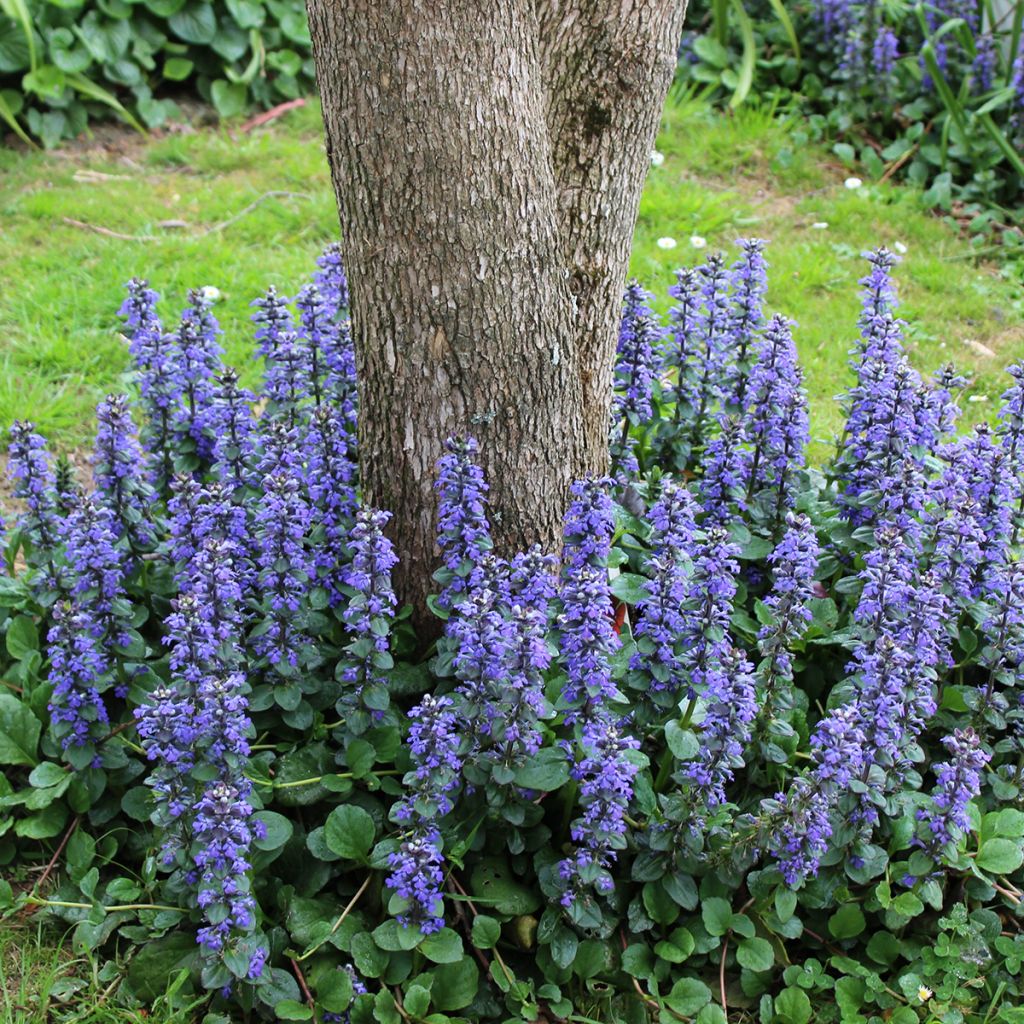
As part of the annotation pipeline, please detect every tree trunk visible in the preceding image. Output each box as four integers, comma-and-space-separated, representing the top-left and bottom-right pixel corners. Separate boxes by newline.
307, 0, 687, 629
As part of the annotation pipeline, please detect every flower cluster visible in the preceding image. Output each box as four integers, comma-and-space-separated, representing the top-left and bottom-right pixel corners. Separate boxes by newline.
9, 237, 1024, 1021
434, 436, 491, 608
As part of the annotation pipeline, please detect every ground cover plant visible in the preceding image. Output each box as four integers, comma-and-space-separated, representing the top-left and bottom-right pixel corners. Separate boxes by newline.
2, 236, 1024, 1024
1, 99, 1021, 451
676, 0, 1024, 233
0, 0, 314, 147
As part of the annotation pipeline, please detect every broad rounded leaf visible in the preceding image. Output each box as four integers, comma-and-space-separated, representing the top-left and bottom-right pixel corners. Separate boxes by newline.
775, 987, 812, 1024
324, 804, 376, 862
977, 838, 1024, 875
666, 977, 712, 1016
0, 693, 40, 766
420, 927, 464, 964
736, 936, 774, 972
168, 2, 217, 43
828, 903, 866, 940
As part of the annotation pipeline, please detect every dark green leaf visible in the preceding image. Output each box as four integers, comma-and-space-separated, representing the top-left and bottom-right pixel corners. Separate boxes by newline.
0, 694, 40, 766
168, 2, 217, 44
428, 956, 478, 1011
665, 977, 712, 1016
736, 936, 774, 971
420, 927, 463, 964
324, 805, 375, 862
775, 987, 812, 1024
6, 615, 38, 660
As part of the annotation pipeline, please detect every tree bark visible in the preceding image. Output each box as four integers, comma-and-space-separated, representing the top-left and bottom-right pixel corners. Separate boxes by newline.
307, 0, 687, 629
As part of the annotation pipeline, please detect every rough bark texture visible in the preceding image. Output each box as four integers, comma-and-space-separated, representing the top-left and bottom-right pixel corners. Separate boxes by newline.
307, 0, 687, 628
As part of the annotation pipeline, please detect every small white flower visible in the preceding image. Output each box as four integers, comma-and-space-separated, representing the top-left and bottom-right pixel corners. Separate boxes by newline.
894, 240, 908, 254
844, 176, 863, 190
650, 150, 665, 167
200, 286, 222, 303
689, 235, 707, 249
917, 986, 933, 1003
968, 394, 990, 403
656, 236, 677, 250
811, 221, 829, 230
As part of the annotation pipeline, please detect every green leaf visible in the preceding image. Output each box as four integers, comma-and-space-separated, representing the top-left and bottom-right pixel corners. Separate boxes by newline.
513, 747, 569, 791
317, 969, 354, 1013
665, 977, 712, 1016
775, 888, 797, 922
67, 72, 144, 133
28, 761, 65, 788
252, 811, 293, 851
403, 985, 430, 1018
654, 926, 695, 964
162, 57, 193, 81
736, 936, 774, 971
0, 89, 35, 147
665, 721, 700, 761
693, 35, 728, 69
225, 0, 265, 28
775, 987, 812, 1024
428, 956, 479, 1011
701, 896, 733, 936
324, 805, 375, 862
168, 2, 217, 44
727, 0, 755, 108
420, 927, 463, 964
126, 933, 198, 1001
573, 938, 608, 979
610, 572, 648, 604
372, 920, 423, 952
22, 64, 66, 100
977, 837, 1024, 874
828, 904, 866, 940
276, 1000, 313, 1021
470, 859, 540, 915
0, 693, 40, 766
471, 915, 500, 949
210, 79, 247, 119
6, 615, 38, 660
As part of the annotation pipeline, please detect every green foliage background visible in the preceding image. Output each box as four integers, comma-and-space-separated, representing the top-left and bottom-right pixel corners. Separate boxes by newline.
0, 0, 314, 147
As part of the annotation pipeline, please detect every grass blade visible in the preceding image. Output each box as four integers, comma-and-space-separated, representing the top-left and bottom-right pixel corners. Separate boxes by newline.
728, 0, 755, 108
979, 113, 1024, 177
0, 0, 36, 70
766, 0, 800, 60
712, 0, 729, 48
66, 73, 146, 135
0, 90, 36, 147
919, 41, 969, 136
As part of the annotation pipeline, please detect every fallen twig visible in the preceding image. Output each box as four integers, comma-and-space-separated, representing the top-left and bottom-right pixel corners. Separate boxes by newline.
290, 957, 319, 1021
240, 98, 307, 133
61, 190, 310, 244
296, 874, 372, 961
24, 813, 81, 912
61, 218, 150, 242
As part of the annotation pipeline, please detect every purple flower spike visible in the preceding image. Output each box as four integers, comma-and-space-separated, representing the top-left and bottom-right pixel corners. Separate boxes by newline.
558, 711, 640, 907
92, 394, 155, 549
340, 507, 398, 719
435, 436, 491, 609
919, 729, 990, 855
314, 242, 350, 318
8, 421, 61, 555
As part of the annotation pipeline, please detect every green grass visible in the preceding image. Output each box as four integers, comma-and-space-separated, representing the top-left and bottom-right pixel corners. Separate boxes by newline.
0, 922, 159, 1023
1, 97, 1022, 454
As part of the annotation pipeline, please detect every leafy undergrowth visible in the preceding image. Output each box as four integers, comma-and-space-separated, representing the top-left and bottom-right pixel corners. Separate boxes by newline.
0, 99, 1022, 450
